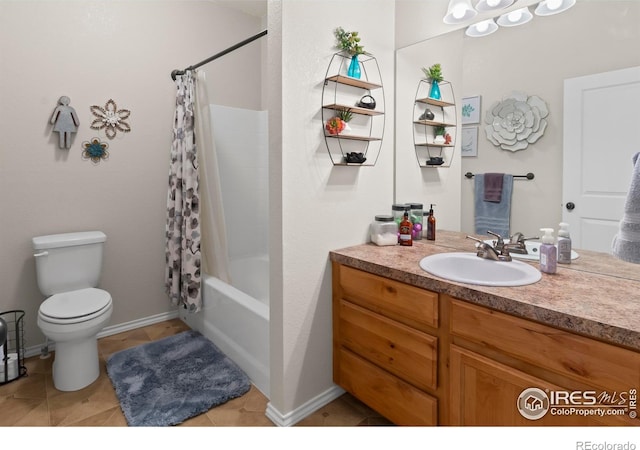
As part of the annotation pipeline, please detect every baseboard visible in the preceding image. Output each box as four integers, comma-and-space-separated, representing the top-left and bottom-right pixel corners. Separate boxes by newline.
265, 385, 346, 426
23, 310, 181, 358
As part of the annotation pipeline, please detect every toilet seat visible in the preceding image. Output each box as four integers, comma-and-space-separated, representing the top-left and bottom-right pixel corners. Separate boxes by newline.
39, 288, 112, 324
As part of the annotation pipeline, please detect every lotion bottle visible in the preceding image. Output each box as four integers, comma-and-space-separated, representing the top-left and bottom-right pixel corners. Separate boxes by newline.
539, 228, 557, 274
557, 222, 572, 264
399, 210, 413, 246
426, 204, 436, 241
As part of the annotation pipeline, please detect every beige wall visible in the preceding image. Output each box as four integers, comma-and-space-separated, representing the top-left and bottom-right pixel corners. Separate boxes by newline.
0, 1, 262, 349
268, 0, 395, 417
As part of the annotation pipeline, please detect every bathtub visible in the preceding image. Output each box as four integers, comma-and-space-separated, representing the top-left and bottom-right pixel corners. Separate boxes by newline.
180, 255, 270, 397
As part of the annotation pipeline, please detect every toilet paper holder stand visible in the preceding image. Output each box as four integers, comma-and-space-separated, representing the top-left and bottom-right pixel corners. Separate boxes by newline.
0, 310, 27, 385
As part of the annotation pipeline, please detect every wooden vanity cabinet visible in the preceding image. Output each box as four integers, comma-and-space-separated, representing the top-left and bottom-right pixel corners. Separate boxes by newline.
332, 262, 640, 426
449, 298, 640, 426
332, 263, 440, 425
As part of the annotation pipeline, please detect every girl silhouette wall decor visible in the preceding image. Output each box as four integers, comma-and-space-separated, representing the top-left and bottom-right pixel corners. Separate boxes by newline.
50, 96, 79, 149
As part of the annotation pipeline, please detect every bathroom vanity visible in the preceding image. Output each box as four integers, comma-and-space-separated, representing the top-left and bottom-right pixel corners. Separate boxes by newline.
330, 231, 640, 426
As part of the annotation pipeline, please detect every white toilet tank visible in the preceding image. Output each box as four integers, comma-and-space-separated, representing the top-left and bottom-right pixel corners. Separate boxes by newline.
33, 231, 106, 296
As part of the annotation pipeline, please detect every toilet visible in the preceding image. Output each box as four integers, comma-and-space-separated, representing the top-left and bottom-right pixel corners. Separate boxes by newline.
32, 231, 113, 391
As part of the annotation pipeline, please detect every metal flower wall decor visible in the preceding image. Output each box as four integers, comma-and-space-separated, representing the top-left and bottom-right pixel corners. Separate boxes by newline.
484, 92, 548, 152
82, 138, 109, 164
90, 99, 131, 139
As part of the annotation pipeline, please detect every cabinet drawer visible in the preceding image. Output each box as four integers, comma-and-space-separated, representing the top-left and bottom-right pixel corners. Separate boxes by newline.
338, 299, 437, 391
450, 299, 640, 391
337, 348, 438, 426
338, 265, 438, 331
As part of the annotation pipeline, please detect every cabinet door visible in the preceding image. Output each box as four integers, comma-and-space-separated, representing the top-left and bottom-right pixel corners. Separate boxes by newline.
450, 346, 633, 426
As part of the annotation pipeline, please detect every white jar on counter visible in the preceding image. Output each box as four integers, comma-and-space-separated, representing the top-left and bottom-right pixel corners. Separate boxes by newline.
370, 215, 398, 246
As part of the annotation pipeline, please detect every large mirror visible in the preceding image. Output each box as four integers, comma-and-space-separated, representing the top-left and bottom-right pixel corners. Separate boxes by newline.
395, 0, 640, 250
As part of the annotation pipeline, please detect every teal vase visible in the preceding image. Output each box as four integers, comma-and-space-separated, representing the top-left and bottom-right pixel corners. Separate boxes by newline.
347, 55, 361, 79
429, 80, 441, 100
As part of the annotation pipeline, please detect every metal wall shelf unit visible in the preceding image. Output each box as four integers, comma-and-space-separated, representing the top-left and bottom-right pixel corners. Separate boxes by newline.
413, 79, 457, 168
322, 53, 385, 166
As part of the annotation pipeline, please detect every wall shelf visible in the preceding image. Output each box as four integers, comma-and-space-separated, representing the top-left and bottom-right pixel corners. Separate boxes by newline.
324, 103, 384, 116
413, 79, 457, 168
322, 52, 385, 166
326, 135, 381, 142
325, 75, 382, 90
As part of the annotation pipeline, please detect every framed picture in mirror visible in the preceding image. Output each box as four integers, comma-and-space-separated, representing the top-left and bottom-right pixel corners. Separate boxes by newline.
461, 95, 481, 125
461, 126, 478, 157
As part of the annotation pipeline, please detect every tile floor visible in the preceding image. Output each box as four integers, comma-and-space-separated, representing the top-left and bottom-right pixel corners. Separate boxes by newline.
0, 318, 391, 427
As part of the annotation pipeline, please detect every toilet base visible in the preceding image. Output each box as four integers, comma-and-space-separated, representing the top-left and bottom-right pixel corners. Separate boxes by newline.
52, 336, 100, 391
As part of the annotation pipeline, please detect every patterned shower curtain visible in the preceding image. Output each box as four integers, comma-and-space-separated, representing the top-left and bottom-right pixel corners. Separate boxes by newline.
165, 71, 202, 312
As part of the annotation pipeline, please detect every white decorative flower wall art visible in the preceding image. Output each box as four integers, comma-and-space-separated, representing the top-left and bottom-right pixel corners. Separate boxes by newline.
90, 99, 131, 139
484, 91, 548, 152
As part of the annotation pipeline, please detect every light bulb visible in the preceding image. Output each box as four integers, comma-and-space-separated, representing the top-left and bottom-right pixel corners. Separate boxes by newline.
487, 0, 500, 7
546, 0, 563, 10
476, 21, 489, 32
508, 10, 522, 22
453, 4, 467, 19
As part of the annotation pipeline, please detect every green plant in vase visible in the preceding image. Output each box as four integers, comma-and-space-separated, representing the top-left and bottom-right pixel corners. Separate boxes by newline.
334, 27, 368, 79
434, 125, 447, 144
422, 63, 444, 100
337, 108, 353, 133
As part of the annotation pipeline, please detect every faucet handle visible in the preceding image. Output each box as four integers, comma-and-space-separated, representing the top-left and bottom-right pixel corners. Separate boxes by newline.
486, 230, 504, 242
486, 230, 505, 250
466, 235, 500, 260
465, 235, 485, 245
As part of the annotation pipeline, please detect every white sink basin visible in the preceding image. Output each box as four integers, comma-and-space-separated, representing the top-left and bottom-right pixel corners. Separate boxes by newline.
419, 252, 542, 287
483, 240, 579, 261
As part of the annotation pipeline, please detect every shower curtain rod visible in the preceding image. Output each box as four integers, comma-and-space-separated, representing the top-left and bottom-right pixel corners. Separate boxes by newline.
170, 29, 268, 80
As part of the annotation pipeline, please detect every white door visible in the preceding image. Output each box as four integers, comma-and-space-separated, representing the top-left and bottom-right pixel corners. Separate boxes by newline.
563, 66, 640, 253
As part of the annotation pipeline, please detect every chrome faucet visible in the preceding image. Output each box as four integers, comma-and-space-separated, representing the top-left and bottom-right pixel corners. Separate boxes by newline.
498, 232, 540, 255
466, 230, 535, 261
466, 235, 512, 261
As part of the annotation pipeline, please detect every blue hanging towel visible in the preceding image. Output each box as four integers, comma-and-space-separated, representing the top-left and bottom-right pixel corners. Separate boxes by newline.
474, 174, 514, 238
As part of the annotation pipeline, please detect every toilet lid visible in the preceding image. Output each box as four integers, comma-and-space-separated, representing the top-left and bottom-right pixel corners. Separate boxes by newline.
40, 288, 111, 320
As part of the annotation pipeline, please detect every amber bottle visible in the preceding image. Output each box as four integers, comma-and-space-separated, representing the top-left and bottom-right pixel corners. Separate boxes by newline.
426, 204, 436, 241
399, 211, 413, 246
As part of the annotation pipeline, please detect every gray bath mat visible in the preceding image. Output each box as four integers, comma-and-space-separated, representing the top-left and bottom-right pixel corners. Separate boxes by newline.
106, 329, 251, 426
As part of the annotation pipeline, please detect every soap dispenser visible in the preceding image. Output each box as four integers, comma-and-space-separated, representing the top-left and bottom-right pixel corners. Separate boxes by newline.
539, 228, 557, 274
426, 204, 436, 241
557, 222, 572, 264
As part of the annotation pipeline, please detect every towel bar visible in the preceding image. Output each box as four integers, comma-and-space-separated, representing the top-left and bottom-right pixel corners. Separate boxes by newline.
465, 172, 534, 180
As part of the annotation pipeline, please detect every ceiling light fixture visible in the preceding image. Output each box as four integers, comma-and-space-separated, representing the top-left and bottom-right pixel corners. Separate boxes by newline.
465, 19, 499, 37
534, 0, 576, 16
443, 0, 477, 24
475, 0, 515, 13
496, 6, 533, 27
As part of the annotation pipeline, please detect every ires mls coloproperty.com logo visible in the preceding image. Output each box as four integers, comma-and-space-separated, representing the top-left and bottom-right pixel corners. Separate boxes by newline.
517, 387, 638, 420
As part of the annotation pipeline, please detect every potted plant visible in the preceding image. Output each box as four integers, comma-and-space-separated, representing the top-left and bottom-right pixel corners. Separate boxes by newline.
325, 116, 346, 135
334, 27, 368, 79
421, 63, 444, 100
325, 108, 353, 136
434, 125, 447, 144
337, 108, 353, 133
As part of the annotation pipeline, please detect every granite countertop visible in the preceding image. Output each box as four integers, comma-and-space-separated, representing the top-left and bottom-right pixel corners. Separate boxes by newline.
330, 230, 640, 352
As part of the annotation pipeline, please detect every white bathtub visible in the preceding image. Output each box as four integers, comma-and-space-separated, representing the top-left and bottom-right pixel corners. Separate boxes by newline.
181, 255, 270, 397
